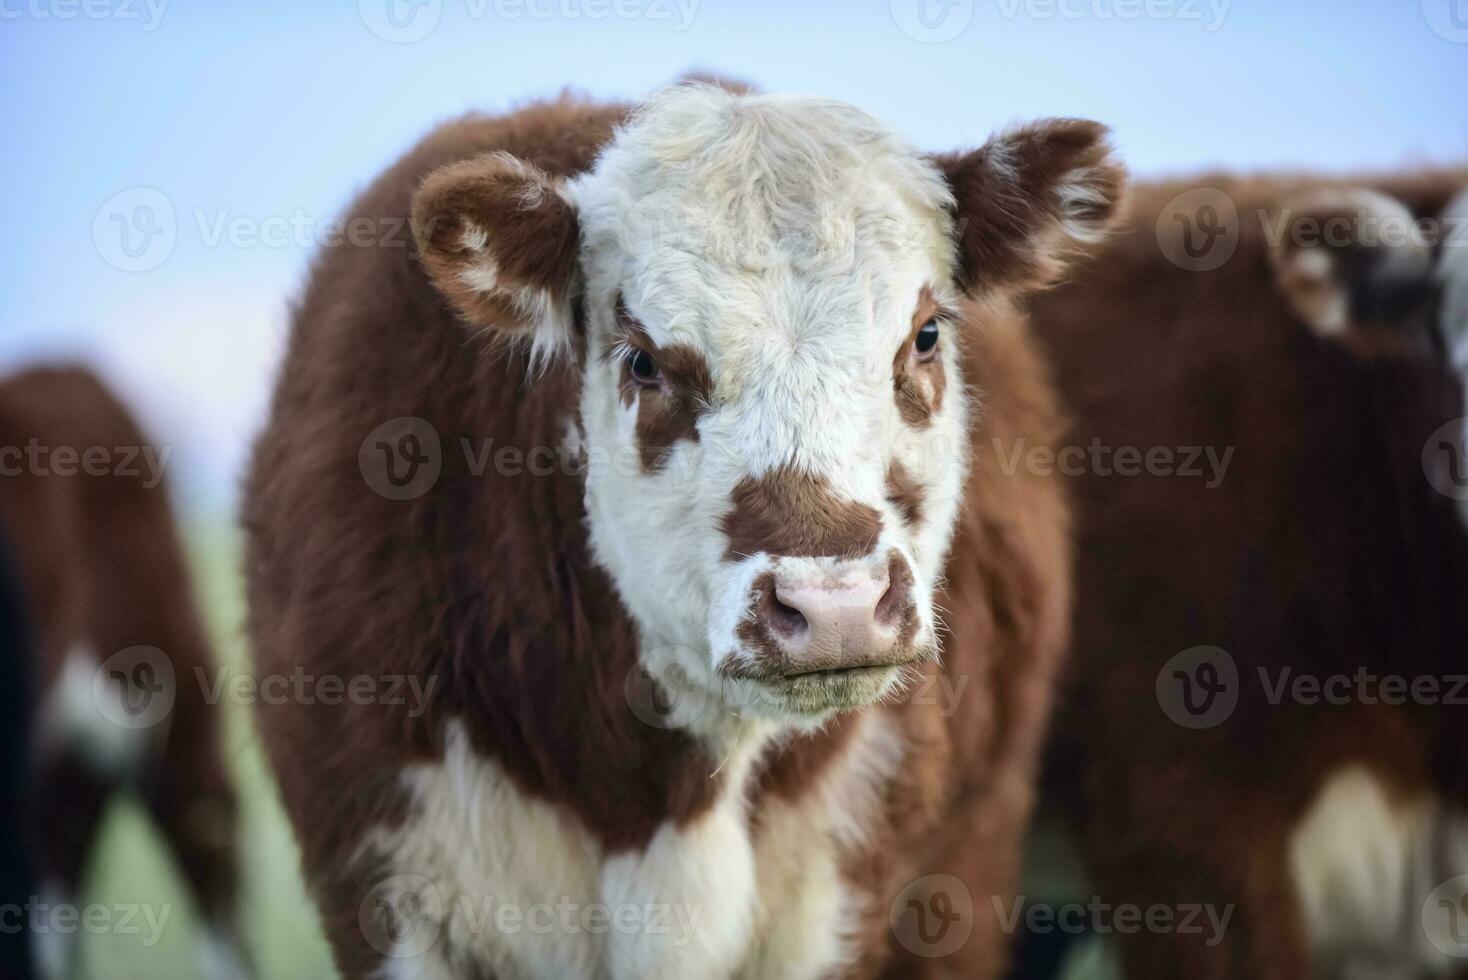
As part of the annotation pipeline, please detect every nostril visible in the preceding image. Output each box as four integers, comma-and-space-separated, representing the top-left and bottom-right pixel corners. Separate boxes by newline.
874, 558, 915, 628
761, 588, 810, 638
769, 596, 809, 636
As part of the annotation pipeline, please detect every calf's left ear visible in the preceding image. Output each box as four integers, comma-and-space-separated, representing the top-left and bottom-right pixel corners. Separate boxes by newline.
411, 152, 581, 358
936, 118, 1126, 296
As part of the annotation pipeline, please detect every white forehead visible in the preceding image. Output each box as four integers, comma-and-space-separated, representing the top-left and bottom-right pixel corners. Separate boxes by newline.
571, 85, 957, 377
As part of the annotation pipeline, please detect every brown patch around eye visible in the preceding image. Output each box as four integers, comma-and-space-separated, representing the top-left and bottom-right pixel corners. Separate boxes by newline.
885, 459, 925, 528
894, 285, 949, 428
609, 299, 714, 473
721, 466, 883, 562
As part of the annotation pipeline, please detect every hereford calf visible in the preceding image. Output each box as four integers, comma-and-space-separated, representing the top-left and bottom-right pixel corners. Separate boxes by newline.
1031, 173, 1468, 978
0, 367, 248, 979
242, 83, 1125, 979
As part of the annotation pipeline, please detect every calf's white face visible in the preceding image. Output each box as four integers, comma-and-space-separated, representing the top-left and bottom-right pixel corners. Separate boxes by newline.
412, 86, 1122, 724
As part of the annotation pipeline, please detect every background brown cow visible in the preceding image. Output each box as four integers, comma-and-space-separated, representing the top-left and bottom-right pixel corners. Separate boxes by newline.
0, 367, 249, 980
1030, 171, 1468, 978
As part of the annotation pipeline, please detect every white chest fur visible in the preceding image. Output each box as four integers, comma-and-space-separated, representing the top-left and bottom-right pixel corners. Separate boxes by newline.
365, 715, 904, 980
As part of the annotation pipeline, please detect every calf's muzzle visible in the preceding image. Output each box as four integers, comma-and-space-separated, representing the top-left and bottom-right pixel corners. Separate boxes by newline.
753, 554, 916, 676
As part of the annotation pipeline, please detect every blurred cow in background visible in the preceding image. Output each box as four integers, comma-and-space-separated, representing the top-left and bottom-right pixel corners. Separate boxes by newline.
1032, 171, 1468, 979
0, 367, 249, 980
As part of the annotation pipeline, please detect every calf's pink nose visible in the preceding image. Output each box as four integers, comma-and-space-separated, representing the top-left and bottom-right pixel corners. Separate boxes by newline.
756, 560, 915, 675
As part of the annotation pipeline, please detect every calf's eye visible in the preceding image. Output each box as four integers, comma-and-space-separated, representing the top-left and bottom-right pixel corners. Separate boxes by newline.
915, 320, 941, 358
629, 349, 662, 387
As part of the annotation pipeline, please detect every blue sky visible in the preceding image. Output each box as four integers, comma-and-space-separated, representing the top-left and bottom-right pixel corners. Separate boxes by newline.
2, 0, 1466, 515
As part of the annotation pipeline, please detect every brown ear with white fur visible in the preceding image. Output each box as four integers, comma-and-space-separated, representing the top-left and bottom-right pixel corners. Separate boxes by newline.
935, 119, 1126, 296
411, 152, 580, 349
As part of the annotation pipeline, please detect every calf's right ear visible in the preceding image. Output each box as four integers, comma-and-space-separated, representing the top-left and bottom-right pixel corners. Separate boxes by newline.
411, 152, 581, 358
